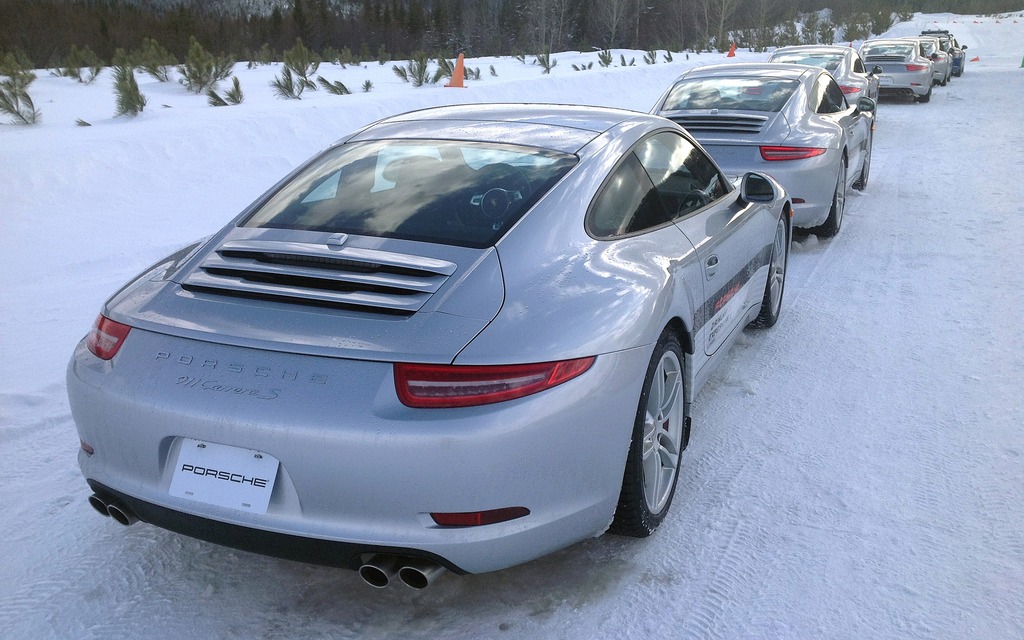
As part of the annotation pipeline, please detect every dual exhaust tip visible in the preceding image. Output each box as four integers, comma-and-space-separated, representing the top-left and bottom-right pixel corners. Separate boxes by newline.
89, 493, 443, 588
88, 492, 138, 526
358, 554, 446, 590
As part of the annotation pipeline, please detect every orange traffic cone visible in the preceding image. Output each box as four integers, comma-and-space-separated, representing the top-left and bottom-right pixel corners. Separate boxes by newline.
727, 42, 737, 57
445, 53, 466, 88
971, 56, 980, 62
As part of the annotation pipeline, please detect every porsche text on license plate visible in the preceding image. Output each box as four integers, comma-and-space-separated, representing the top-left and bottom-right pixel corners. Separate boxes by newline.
169, 438, 279, 513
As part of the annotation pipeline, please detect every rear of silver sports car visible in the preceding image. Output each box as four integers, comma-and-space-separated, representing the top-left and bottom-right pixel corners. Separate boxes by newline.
67, 231, 648, 578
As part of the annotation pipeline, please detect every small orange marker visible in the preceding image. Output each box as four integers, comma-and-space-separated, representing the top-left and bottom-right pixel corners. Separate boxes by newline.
727, 42, 737, 57
445, 53, 466, 88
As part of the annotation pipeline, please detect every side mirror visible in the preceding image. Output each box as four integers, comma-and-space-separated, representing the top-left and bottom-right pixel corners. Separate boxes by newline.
930, 53, 940, 61
740, 172, 777, 203
857, 97, 877, 113
961, 44, 968, 51
872, 65, 884, 75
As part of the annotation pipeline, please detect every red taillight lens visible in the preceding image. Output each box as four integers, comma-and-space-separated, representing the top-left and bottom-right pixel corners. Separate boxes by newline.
906, 64, 929, 71
431, 507, 530, 527
759, 146, 827, 161
394, 357, 595, 408
86, 315, 131, 360
840, 85, 861, 94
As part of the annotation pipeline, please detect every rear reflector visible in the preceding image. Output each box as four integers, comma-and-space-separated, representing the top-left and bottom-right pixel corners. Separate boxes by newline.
80, 440, 95, 455
431, 507, 530, 527
906, 64, 929, 71
86, 315, 132, 360
759, 146, 827, 161
394, 357, 595, 408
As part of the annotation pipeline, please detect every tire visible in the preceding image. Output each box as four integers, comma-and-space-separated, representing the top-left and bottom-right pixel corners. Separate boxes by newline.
852, 130, 873, 191
750, 215, 789, 329
811, 160, 847, 238
609, 331, 686, 537
918, 88, 932, 103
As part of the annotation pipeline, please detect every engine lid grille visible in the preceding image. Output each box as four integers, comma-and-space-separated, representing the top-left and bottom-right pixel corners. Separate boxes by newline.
669, 114, 770, 134
181, 240, 457, 315
865, 55, 909, 62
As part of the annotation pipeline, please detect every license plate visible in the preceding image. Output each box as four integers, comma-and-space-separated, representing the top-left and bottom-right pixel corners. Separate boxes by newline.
879, 76, 894, 86
169, 438, 279, 514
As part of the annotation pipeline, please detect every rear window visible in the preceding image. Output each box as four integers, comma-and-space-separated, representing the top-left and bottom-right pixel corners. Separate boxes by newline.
242, 140, 577, 248
661, 77, 799, 112
862, 43, 914, 58
770, 52, 844, 72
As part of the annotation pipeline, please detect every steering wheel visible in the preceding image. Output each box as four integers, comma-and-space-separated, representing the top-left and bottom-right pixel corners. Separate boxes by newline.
468, 164, 533, 225
679, 188, 711, 213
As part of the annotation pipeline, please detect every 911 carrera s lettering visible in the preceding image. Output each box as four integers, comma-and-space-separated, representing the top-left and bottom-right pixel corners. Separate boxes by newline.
178, 464, 269, 488
175, 376, 280, 400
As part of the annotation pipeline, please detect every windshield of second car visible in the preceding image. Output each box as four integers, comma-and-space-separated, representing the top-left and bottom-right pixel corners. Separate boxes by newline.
241, 140, 577, 248
862, 43, 914, 58
661, 77, 799, 112
771, 52, 843, 72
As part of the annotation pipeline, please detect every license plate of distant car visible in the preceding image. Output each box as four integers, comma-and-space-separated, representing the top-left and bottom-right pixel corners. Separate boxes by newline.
879, 76, 894, 85
169, 438, 279, 513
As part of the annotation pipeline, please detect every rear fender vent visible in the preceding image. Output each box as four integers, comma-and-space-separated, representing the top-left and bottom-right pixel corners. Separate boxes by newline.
182, 240, 457, 315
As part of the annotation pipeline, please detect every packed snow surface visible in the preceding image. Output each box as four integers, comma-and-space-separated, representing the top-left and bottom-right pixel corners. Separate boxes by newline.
2, 12, 1022, 640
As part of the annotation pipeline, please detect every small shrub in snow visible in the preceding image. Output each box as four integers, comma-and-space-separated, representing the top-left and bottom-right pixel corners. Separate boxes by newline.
0, 51, 40, 124
179, 37, 234, 94
598, 49, 613, 67
208, 77, 244, 106
489, 65, 497, 77
57, 45, 103, 84
572, 62, 593, 71
392, 54, 437, 87
270, 67, 306, 99
362, 79, 373, 92
643, 50, 657, 65
535, 50, 556, 74
283, 38, 320, 90
663, 51, 674, 63
113, 52, 147, 117
136, 38, 176, 82
317, 76, 351, 95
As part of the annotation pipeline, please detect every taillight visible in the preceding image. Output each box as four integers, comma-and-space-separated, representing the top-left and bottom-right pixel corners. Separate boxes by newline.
759, 146, 827, 161
86, 315, 131, 360
906, 64, 929, 71
840, 85, 861, 95
394, 357, 595, 408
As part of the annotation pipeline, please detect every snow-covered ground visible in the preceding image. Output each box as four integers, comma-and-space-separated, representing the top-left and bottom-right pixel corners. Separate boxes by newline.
2, 11, 1023, 640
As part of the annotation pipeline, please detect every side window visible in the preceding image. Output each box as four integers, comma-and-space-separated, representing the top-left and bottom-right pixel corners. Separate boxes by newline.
587, 154, 668, 239
635, 131, 730, 220
815, 76, 847, 114
853, 57, 866, 73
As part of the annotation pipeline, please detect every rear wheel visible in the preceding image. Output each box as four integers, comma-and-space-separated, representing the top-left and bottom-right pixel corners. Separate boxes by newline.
610, 331, 686, 537
918, 88, 932, 103
812, 160, 846, 238
853, 130, 873, 191
750, 215, 789, 329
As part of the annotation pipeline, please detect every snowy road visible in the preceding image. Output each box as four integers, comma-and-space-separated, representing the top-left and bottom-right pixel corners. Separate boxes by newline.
1, 13, 1022, 640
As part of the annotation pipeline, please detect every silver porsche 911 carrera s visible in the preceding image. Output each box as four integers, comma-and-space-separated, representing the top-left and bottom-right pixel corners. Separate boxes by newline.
651, 63, 875, 237
68, 104, 791, 588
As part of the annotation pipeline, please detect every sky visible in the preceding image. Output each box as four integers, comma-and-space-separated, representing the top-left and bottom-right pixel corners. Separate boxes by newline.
1, 10, 1022, 640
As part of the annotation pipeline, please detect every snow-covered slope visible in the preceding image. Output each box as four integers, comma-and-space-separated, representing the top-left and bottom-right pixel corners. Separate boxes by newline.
1, 12, 1022, 640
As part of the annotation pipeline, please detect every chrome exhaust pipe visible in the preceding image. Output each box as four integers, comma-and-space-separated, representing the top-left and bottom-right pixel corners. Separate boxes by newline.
398, 559, 446, 590
358, 555, 402, 589
105, 499, 138, 526
88, 493, 111, 517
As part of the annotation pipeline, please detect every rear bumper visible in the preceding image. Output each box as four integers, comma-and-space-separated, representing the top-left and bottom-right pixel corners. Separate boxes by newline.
69, 329, 649, 574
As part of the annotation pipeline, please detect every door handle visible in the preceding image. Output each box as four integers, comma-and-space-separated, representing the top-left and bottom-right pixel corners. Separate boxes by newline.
705, 255, 719, 279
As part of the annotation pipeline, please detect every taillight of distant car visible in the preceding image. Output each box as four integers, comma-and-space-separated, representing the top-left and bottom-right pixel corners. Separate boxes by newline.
86, 315, 131, 360
394, 357, 595, 408
840, 85, 861, 95
906, 64, 929, 71
759, 146, 827, 161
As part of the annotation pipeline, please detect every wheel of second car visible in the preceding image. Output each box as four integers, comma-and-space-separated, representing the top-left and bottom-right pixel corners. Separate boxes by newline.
853, 131, 872, 191
610, 331, 686, 537
813, 160, 846, 237
750, 215, 789, 329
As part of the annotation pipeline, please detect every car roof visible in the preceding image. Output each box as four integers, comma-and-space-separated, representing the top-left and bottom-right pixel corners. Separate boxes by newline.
679, 62, 817, 81
346, 104, 662, 154
772, 45, 851, 54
